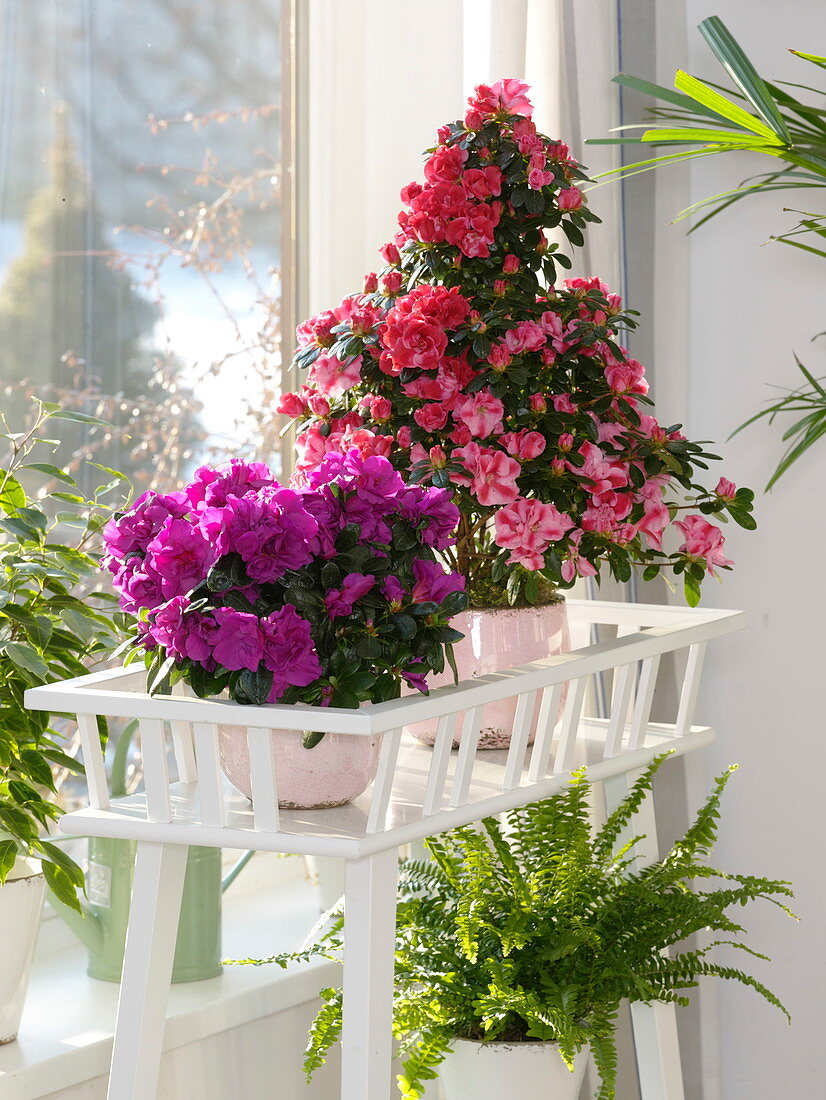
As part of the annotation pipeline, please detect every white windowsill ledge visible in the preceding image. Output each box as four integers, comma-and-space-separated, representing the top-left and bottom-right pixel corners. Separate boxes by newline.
0, 855, 338, 1100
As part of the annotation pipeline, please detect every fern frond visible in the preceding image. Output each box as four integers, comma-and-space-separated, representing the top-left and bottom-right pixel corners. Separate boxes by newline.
593, 753, 669, 858
669, 764, 737, 862
304, 987, 343, 1078
480, 815, 532, 906
398, 857, 452, 897
424, 833, 464, 888
589, 1019, 620, 1100
396, 1029, 452, 1100
228, 943, 340, 968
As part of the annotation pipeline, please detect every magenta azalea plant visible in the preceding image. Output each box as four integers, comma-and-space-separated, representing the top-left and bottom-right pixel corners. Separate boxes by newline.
103, 451, 467, 713
277, 78, 754, 607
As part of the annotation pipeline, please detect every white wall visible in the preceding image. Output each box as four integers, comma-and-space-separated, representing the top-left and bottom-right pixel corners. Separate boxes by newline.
680, 3, 826, 1097
37, 1002, 340, 1100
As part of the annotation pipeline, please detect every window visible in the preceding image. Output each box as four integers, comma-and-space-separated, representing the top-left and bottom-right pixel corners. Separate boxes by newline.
0, 0, 296, 492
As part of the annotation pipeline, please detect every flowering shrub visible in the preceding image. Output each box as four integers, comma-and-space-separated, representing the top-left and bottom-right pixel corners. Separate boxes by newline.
104, 452, 467, 709
278, 78, 754, 607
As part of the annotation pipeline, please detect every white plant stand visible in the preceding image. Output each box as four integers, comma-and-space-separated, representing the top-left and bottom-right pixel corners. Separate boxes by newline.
26, 600, 743, 1100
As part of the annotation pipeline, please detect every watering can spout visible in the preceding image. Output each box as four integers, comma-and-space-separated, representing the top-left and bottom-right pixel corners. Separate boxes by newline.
49, 891, 104, 954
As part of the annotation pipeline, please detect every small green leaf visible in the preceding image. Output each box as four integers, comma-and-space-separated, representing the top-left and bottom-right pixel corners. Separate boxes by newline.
0, 472, 26, 514
35, 841, 84, 887
789, 49, 826, 71
148, 654, 177, 695
20, 749, 57, 789
21, 463, 77, 486
42, 748, 85, 775
4, 641, 50, 679
15, 507, 47, 532
88, 462, 130, 482
445, 642, 459, 684
49, 409, 108, 426
684, 573, 702, 608
0, 840, 18, 882
0, 516, 40, 541
42, 860, 82, 913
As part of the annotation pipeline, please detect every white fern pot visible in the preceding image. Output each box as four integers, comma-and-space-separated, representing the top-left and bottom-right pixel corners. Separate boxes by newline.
408, 599, 570, 749
0, 862, 46, 1044
439, 1039, 587, 1100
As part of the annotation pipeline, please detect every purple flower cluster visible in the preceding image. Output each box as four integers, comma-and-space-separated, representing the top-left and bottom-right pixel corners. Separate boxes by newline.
104, 451, 465, 707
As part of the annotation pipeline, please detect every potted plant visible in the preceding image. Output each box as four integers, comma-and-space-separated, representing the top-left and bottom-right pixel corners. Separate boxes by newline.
104, 448, 468, 808
245, 754, 794, 1099
0, 402, 123, 1041
590, 16, 826, 488
275, 78, 755, 744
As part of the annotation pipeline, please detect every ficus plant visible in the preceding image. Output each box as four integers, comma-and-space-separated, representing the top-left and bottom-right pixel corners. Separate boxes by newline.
0, 401, 127, 910
590, 15, 826, 487
236, 754, 794, 1099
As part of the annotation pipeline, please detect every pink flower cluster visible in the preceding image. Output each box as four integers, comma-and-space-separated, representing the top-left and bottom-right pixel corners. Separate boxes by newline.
276, 79, 749, 604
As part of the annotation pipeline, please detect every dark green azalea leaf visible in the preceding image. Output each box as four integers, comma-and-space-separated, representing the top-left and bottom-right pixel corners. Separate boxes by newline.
231, 666, 273, 706
356, 635, 383, 660
392, 614, 417, 640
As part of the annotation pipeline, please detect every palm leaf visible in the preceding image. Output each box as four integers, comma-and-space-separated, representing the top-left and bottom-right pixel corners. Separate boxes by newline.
639, 126, 777, 147
673, 69, 782, 141
612, 72, 737, 124
767, 416, 826, 489
699, 16, 791, 141
790, 49, 826, 71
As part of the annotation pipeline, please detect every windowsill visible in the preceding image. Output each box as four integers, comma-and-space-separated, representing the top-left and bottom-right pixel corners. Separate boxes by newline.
0, 853, 339, 1099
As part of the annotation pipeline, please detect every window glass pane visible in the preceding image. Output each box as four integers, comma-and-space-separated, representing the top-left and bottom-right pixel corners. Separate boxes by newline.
0, 0, 286, 492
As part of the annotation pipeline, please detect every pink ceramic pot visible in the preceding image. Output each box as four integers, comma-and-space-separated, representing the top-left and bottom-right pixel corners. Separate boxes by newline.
218, 726, 382, 809
408, 600, 570, 749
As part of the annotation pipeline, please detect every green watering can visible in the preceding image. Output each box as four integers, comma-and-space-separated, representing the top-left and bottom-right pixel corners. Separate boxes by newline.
52, 721, 244, 983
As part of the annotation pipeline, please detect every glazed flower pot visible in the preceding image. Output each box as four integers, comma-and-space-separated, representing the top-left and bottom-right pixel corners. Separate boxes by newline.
439, 1038, 587, 1100
0, 860, 46, 1044
218, 726, 382, 809
408, 599, 570, 749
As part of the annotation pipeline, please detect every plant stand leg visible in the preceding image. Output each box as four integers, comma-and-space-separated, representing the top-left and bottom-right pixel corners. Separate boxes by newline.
602, 773, 685, 1100
340, 848, 399, 1100
629, 1002, 685, 1100
107, 841, 188, 1100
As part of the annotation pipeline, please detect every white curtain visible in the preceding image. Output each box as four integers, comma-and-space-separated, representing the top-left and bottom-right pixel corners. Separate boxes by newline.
463, 0, 623, 289
305, 0, 623, 311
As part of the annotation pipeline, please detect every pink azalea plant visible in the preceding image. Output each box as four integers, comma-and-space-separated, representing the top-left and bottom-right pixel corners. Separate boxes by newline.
278, 78, 754, 607
103, 452, 467, 713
